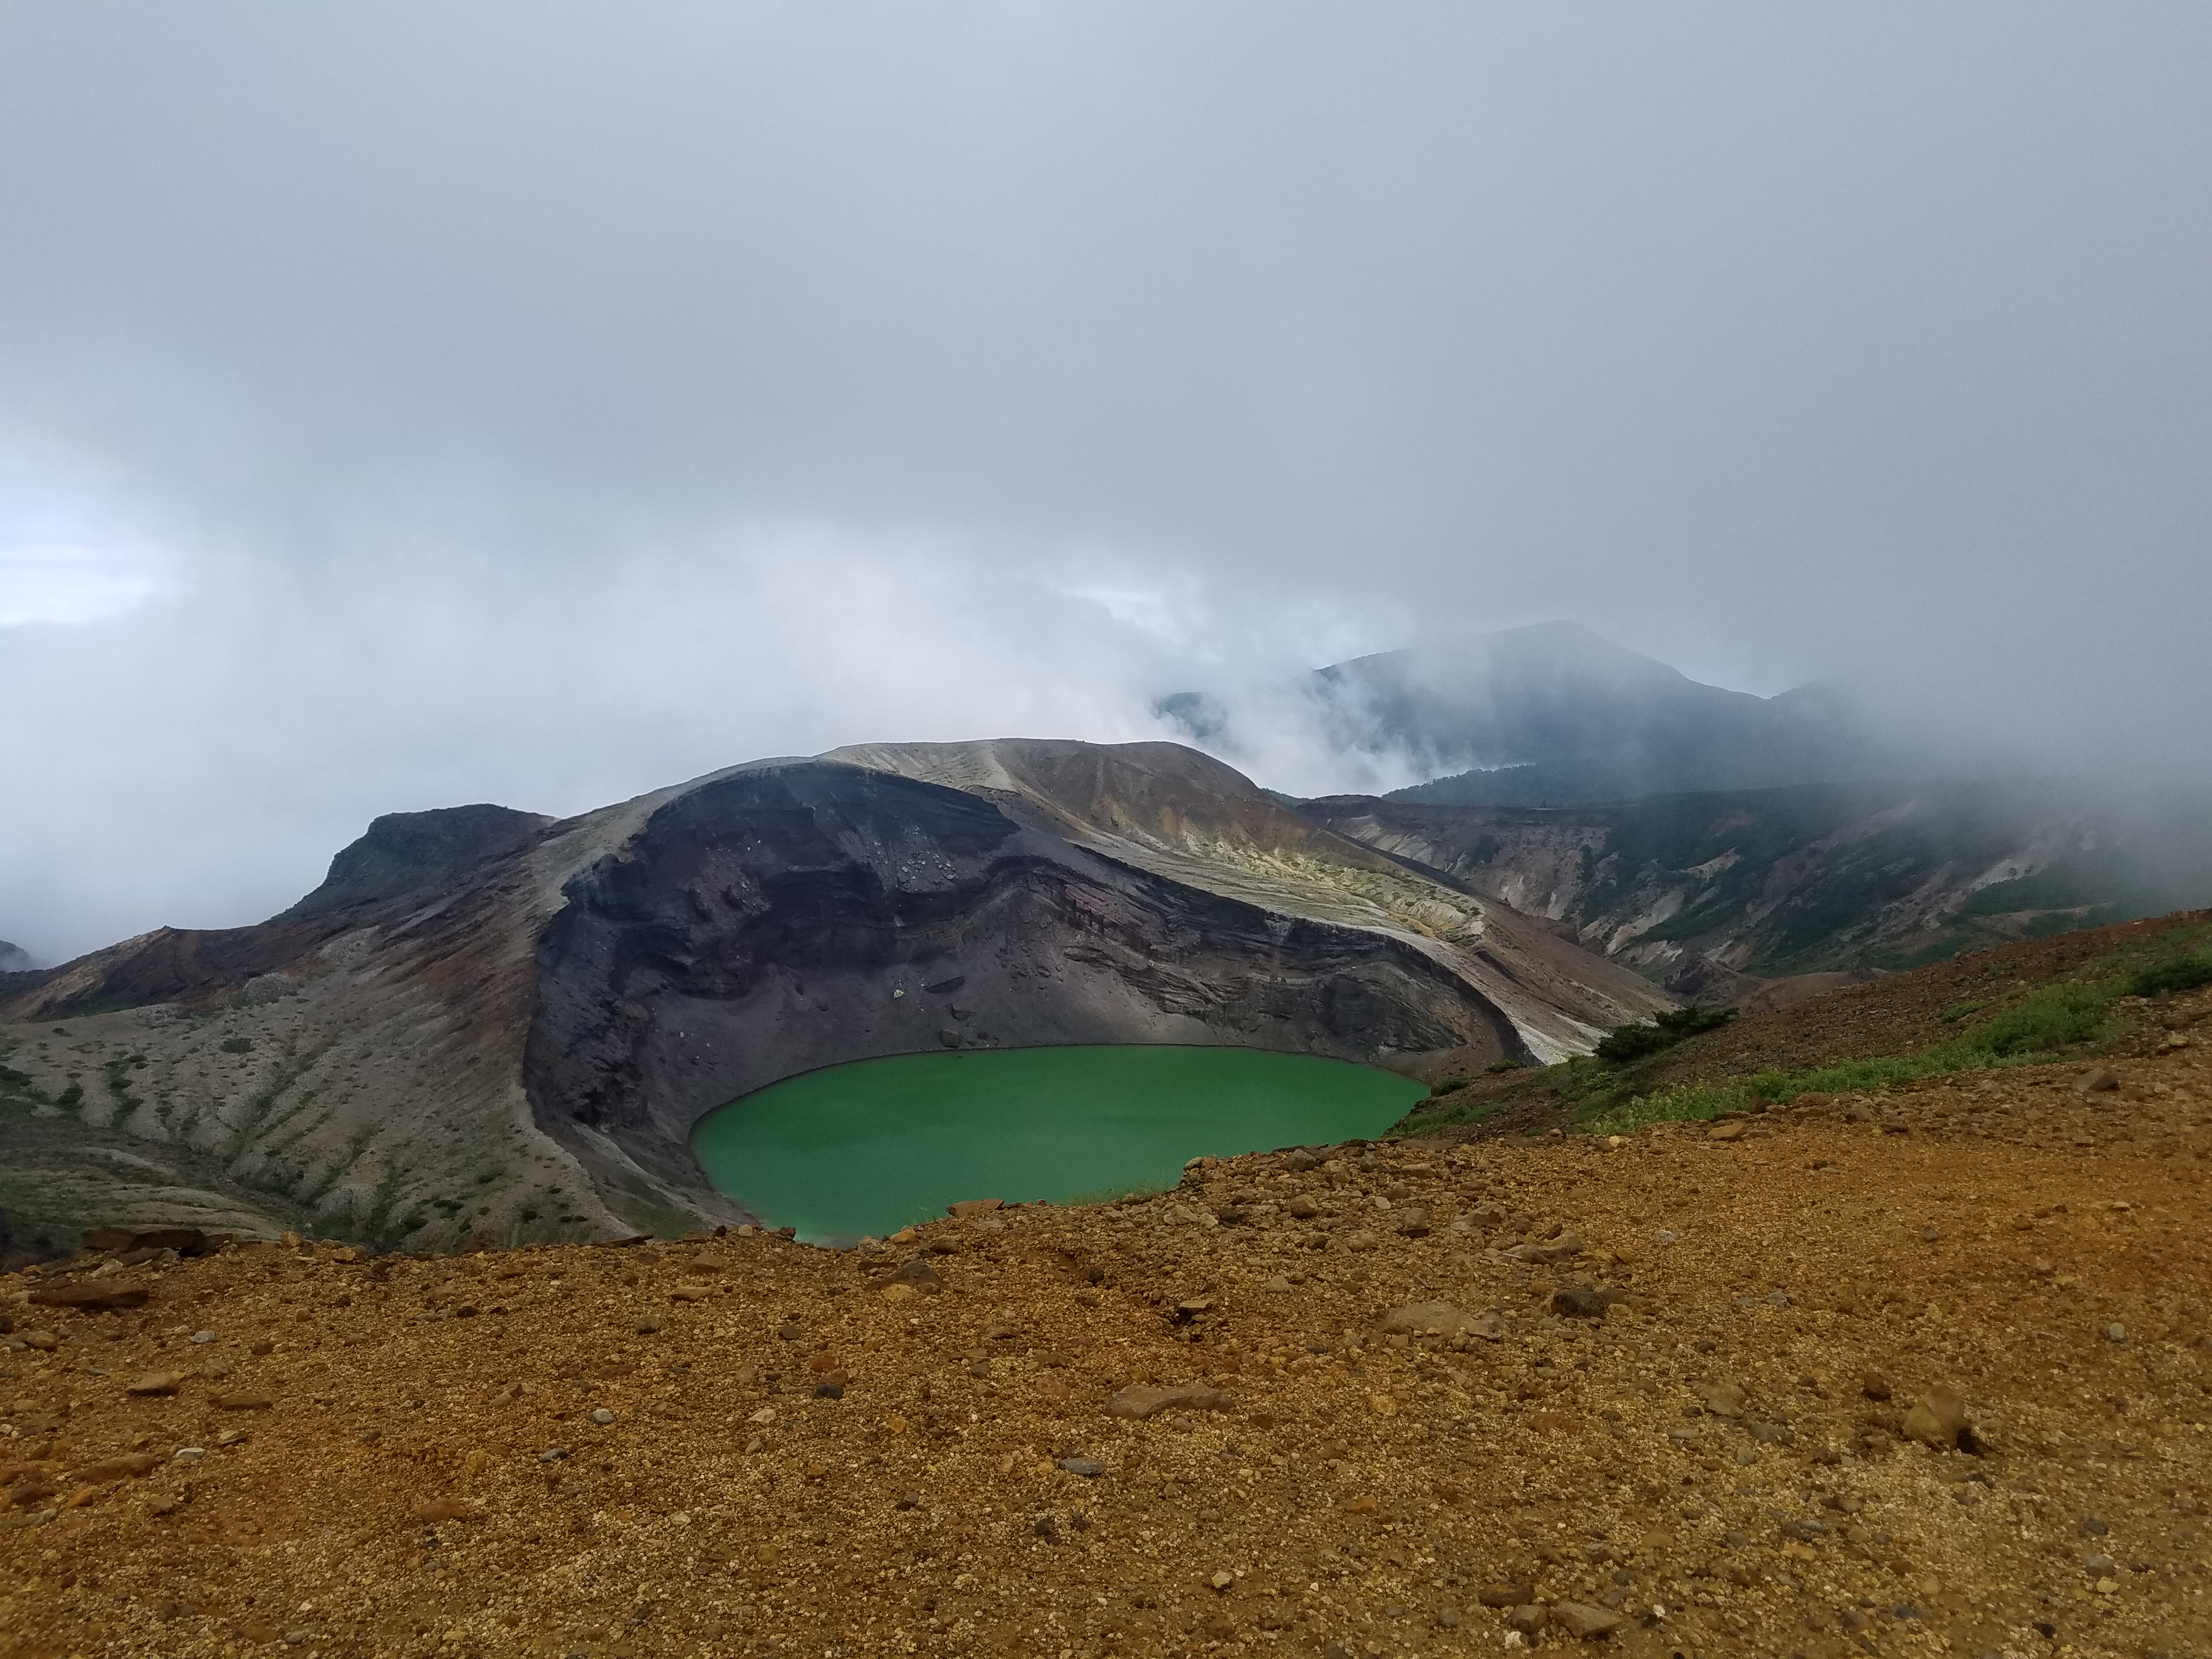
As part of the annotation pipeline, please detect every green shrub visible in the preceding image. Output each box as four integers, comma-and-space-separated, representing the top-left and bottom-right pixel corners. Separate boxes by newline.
1593, 1006, 1736, 1065
1963, 982, 2109, 1057
1485, 1059, 1527, 1074
219, 1036, 254, 1054
2128, 955, 2212, 999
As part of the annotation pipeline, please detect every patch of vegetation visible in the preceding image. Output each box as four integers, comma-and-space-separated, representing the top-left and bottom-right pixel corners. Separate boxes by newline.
1484, 1059, 1526, 1074
1410, 921, 2212, 1142
1581, 961, 2149, 1135
1391, 1090, 1520, 1136
101, 1057, 144, 1112
1965, 982, 2109, 1057
1585, 1053, 1962, 1135
0, 1042, 36, 1096
219, 1036, 255, 1054
1592, 1006, 1736, 1065
2129, 953, 2212, 999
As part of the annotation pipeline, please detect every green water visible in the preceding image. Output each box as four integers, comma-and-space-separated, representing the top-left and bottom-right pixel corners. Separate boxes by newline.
691, 1045, 1424, 1244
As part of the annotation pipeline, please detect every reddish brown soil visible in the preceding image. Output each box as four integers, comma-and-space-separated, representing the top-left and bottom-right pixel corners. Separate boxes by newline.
3, 984, 2210, 1658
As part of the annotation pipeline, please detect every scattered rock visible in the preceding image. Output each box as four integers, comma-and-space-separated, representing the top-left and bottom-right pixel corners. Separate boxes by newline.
81, 1226, 207, 1257
1105, 1382, 1229, 1420
887, 1259, 943, 1291
947, 1199, 1002, 1220
1058, 1457, 1105, 1477
126, 1371, 184, 1397
2074, 1068, 2120, 1093
1861, 1372, 1893, 1402
589, 1408, 617, 1425
1707, 1123, 1747, 1142
29, 1283, 148, 1312
1695, 1381, 1747, 1419
1375, 1301, 1484, 1338
1477, 1583, 1535, 1609
67, 1453, 162, 1484
1513, 1232, 1584, 1265
1901, 1385, 1971, 1452
1550, 1600, 1625, 1639
1551, 1286, 1609, 1320
215, 1393, 274, 1412
415, 1497, 472, 1523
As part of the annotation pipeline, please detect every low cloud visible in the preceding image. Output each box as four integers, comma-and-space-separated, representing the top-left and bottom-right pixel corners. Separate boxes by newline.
4, 4, 2208, 958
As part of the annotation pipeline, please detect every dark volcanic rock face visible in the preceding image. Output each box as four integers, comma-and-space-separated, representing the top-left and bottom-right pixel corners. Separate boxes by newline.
525, 761, 1519, 1210
282, 804, 554, 919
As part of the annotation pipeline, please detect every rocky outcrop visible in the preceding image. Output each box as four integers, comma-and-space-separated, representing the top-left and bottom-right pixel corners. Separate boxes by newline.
279, 804, 554, 919
1, 740, 1671, 1249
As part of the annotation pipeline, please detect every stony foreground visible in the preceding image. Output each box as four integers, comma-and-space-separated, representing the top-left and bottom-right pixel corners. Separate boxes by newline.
3, 1026, 2210, 1659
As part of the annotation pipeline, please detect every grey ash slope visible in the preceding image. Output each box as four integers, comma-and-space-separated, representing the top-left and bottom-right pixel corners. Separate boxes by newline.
0, 740, 1668, 1251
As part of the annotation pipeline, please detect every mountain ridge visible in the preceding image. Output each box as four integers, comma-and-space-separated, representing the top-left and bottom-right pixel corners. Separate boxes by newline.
1301, 775, 2212, 995
0, 738, 1669, 1254
1162, 620, 1895, 805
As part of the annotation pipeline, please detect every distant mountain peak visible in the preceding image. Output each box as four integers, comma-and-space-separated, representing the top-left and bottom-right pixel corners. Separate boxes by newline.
1160, 621, 1889, 806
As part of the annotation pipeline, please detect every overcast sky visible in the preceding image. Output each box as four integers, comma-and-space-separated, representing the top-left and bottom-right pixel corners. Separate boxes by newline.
4, 2, 2210, 961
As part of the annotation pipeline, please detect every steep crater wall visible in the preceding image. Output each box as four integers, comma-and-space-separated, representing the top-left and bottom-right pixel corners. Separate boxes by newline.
522, 763, 1525, 1220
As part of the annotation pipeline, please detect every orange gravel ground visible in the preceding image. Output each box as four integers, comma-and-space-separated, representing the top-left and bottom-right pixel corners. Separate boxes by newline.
4, 1014, 2211, 1659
